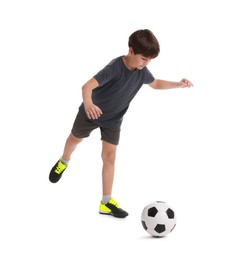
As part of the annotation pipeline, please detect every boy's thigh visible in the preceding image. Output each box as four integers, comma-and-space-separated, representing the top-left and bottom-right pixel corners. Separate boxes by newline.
71, 112, 98, 138
100, 127, 120, 145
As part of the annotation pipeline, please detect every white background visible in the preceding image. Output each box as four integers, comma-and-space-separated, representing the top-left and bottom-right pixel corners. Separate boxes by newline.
1, 0, 229, 259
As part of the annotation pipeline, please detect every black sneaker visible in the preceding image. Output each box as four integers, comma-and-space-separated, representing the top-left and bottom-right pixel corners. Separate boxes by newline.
49, 160, 67, 183
99, 198, 129, 218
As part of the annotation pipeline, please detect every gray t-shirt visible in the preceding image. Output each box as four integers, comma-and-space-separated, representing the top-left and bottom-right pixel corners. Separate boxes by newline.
79, 56, 154, 128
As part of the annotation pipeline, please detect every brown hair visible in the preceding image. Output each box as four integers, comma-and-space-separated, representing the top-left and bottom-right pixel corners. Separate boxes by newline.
128, 29, 160, 59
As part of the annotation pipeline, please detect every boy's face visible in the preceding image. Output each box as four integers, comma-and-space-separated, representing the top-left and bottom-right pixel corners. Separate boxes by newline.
129, 48, 151, 70
134, 54, 151, 70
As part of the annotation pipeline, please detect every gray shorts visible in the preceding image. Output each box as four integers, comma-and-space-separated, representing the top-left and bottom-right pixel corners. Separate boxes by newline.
71, 112, 120, 145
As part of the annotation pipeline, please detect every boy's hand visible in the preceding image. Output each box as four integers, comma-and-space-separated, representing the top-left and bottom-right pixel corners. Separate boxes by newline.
178, 78, 193, 88
84, 102, 103, 120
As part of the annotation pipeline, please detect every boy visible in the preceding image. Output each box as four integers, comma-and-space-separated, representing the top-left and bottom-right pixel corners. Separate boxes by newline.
49, 29, 193, 218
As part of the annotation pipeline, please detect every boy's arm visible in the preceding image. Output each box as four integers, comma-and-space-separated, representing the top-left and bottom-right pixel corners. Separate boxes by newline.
82, 77, 103, 120
149, 78, 193, 89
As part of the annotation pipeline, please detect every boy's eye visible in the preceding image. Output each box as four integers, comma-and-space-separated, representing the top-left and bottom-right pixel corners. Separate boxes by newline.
142, 57, 149, 61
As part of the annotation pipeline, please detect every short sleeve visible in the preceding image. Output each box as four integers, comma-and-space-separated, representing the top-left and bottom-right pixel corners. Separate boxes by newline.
94, 63, 117, 86
144, 67, 155, 84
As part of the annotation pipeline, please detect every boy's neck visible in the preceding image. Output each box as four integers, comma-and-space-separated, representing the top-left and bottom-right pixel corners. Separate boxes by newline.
122, 56, 136, 71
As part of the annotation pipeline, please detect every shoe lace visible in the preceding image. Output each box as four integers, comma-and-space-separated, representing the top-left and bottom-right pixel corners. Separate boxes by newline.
109, 198, 120, 208
55, 161, 66, 174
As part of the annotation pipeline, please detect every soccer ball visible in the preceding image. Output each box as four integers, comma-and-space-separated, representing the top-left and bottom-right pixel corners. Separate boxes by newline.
141, 201, 176, 237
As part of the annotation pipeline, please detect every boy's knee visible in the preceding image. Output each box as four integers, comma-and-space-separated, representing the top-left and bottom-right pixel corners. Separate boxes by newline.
102, 150, 116, 164
68, 133, 82, 144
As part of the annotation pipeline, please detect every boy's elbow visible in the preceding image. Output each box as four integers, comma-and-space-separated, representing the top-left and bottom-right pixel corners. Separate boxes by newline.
150, 79, 160, 89
82, 78, 99, 91
82, 83, 87, 91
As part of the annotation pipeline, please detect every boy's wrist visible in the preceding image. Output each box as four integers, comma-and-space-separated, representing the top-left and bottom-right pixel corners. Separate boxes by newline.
83, 99, 93, 107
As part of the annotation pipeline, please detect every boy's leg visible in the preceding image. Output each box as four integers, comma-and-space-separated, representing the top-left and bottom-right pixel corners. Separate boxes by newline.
99, 130, 128, 218
49, 111, 98, 183
49, 133, 83, 183
62, 133, 83, 161
101, 140, 117, 196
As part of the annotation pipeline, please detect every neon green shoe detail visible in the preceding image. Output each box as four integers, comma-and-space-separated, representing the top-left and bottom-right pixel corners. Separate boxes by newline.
99, 198, 128, 218
54, 161, 67, 174
49, 160, 68, 183
99, 198, 119, 213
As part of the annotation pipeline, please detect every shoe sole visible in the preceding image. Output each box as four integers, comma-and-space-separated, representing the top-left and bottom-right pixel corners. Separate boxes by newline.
49, 172, 62, 183
99, 211, 128, 218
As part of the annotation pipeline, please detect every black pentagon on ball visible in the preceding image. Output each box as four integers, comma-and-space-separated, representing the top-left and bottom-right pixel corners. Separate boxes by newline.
141, 220, 148, 230
166, 208, 175, 219
148, 207, 158, 217
154, 224, 166, 233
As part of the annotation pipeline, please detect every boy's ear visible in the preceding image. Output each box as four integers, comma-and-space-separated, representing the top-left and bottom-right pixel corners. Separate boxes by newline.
129, 47, 135, 55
